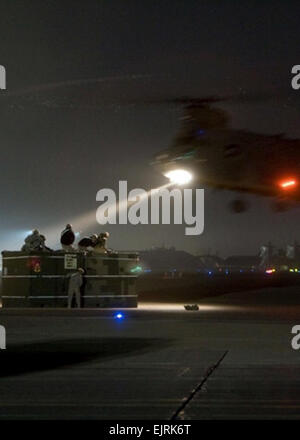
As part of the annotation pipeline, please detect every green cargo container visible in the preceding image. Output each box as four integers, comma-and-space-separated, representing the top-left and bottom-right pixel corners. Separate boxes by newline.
1, 251, 139, 308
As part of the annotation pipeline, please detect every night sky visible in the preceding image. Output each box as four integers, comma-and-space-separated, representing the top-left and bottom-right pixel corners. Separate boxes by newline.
1, 0, 300, 256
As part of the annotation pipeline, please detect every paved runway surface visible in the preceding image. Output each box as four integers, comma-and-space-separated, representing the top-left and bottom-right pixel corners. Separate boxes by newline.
0, 285, 300, 419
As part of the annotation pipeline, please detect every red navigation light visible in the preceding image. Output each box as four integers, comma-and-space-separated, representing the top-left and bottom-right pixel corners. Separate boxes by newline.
280, 179, 297, 189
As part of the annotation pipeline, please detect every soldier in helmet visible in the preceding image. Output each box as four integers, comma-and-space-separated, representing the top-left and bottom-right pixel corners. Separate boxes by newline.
40, 234, 52, 252
22, 229, 45, 252
93, 232, 110, 254
60, 224, 75, 252
78, 234, 98, 252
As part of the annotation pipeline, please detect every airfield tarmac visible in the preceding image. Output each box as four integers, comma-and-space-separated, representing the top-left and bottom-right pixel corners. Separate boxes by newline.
0, 285, 300, 420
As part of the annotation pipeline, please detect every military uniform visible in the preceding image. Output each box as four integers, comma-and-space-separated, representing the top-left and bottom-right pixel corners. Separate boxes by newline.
61, 224, 75, 252
78, 236, 97, 251
93, 232, 109, 254
22, 230, 45, 252
68, 270, 84, 308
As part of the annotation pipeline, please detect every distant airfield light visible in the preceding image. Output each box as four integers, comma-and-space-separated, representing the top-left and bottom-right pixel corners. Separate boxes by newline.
130, 265, 143, 273
266, 268, 276, 274
280, 179, 297, 189
164, 169, 192, 185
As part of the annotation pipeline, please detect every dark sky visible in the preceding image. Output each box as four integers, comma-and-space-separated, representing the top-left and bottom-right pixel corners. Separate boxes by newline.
0, 0, 300, 256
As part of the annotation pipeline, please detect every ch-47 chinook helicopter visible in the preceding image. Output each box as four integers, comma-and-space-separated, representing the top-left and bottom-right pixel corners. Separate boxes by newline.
2, 76, 299, 213
151, 97, 300, 213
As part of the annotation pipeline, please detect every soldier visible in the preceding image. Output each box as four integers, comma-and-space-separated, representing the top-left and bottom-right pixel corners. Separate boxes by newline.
22, 229, 45, 252
60, 224, 75, 252
93, 232, 110, 254
67, 268, 85, 308
40, 235, 52, 252
78, 234, 98, 252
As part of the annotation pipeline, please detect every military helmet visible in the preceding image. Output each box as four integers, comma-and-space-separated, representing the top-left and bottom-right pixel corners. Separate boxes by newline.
100, 232, 109, 238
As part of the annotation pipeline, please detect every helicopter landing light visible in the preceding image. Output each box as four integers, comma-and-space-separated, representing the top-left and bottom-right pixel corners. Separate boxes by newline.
164, 169, 192, 185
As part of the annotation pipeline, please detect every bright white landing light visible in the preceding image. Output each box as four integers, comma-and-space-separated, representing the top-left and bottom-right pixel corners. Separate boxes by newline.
164, 169, 192, 185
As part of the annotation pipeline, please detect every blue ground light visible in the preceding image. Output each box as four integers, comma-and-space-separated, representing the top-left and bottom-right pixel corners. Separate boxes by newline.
114, 312, 124, 320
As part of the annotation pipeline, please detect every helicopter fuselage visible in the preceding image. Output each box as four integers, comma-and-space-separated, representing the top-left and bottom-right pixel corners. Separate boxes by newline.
152, 127, 300, 205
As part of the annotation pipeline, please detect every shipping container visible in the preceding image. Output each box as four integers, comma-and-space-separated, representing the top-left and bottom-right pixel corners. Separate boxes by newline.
1, 251, 139, 308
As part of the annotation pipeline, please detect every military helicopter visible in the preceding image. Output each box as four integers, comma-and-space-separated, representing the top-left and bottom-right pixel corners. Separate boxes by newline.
2, 76, 299, 212
150, 96, 300, 213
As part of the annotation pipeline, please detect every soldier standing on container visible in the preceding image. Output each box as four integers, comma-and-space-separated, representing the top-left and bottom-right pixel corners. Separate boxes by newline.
78, 234, 98, 252
22, 229, 45, 252
61, 224, 75, 252
68, 268, 84, 308
40, 235, 52, 252
93, 232, 110, 254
